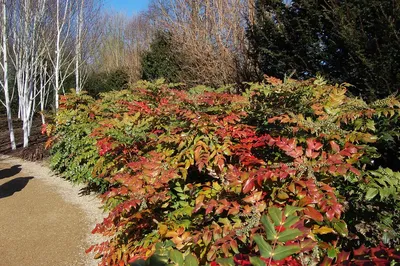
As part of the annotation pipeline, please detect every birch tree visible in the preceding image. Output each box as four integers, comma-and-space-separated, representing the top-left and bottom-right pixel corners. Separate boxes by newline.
75, 0, 102, 93
49, 0, 76, 109
9, 0, 48, 147
0, 0, 16, 150
75, 0, 84, 93
38, 59, 53, 124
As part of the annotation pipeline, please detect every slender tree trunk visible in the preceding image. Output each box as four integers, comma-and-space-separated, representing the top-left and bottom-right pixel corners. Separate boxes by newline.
39, 60, 47, 124
2, 0, 16, 150
55, 29, 60, 108
75, 0, 84, 93
55, 0, 62, 109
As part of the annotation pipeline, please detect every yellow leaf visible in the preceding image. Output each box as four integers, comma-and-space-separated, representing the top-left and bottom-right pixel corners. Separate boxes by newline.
277, 191, 289, 200
312, 225, 335, 235
159, 224, 168, 236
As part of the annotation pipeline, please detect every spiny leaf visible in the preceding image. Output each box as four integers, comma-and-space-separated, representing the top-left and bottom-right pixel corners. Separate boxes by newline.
249, 256, 266, 266
272, 245, 300, 261
253, 234, 272, 258
268, 207, 283, 226
260, 215, 277, 240
277, 228, 302, 242
283, 206, 303, 217
283, 215, 300, 228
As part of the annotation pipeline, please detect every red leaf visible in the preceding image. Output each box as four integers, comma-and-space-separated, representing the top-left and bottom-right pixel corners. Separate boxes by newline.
320, 256, 333, 266
242, 178, 255, 194
300, 239, 317, 252
314, 141, 323, 151
304, 206, 324, 222
337, 251, 350, 263
306, 148, 313, 158
298, 196, 314, 207
349, 167, 361, 176
325, 209, 335, 221
205, 200, 218, 215
217, 157, 225, 172
234, 254, 251, 266
228, 201, 240, 215
353, 245, 369, 256
329, 141, 340, 153
337, 166, 348, 175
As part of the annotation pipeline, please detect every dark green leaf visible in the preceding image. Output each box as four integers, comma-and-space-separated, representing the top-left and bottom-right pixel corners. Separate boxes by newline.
130, 259, 146, 266
249, 257, 266, 266
283, 215, 299, 228
169, 250, 184, 265
260, 215, 277, 240
284, 206, 303, 217
253, 234, 272, 258
277, 228, 302, 242
272, 245, 300, 260
269, 207, 282, 226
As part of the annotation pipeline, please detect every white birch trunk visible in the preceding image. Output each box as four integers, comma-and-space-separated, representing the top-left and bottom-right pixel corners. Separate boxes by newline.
54, 0, 73, 109
75, 0, 84, 93
54, 0, 61, 109
11, 0, 48, 148
1, 0, 16, 150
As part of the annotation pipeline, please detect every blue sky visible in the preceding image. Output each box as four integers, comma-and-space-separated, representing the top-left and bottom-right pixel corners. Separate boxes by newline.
104, 0, 150, 16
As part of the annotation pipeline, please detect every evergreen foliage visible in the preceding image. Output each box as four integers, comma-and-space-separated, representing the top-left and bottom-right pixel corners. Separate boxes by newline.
141, 32, 181, 83
248, 0, 400, 100
46, 78, 400, 265
84, 68, 130, 97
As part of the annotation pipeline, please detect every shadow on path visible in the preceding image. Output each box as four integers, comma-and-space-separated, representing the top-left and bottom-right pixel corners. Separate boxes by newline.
0, 177, 34, 199
0, 165, 22, 180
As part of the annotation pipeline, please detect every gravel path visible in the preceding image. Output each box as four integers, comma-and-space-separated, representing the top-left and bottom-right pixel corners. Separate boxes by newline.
0, 155, 105, 266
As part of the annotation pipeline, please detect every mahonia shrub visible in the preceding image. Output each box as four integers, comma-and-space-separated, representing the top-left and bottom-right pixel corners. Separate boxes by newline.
245, 76, 400, 251
45, 91, 108, 191
47, 79, 400, 265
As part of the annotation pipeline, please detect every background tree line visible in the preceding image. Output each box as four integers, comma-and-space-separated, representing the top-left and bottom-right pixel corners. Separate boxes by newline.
1, 0, 400, 149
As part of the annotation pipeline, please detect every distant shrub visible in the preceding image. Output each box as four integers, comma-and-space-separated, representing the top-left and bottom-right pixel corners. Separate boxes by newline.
84, 68, 129, 97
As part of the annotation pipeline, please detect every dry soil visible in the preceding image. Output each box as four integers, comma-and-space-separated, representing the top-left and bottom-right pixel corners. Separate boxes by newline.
0, 155, 105, 266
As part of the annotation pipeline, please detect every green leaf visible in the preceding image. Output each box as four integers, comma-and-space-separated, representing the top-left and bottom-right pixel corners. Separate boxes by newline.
333, 221, 348, 237
327, 247, 337, 259
215, 257, 234, 266
269, 207, 282, 226
284, 206, 303, 217
272, 245, 300, 260
184, 254, 199, 266
365, 188, 379, 200
130, 259, 146, 266
253, 235, 272, 258
283, 215, 299, 228
174, 186, 184, 193
169, 250, 184, 265
277, 228, 302, 242
148, 254, 169, 266
249, 257, 266, 266
260, 215, 277, 240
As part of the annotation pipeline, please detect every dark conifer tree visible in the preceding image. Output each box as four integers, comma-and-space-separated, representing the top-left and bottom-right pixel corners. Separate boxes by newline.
248, 0, 400, 100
